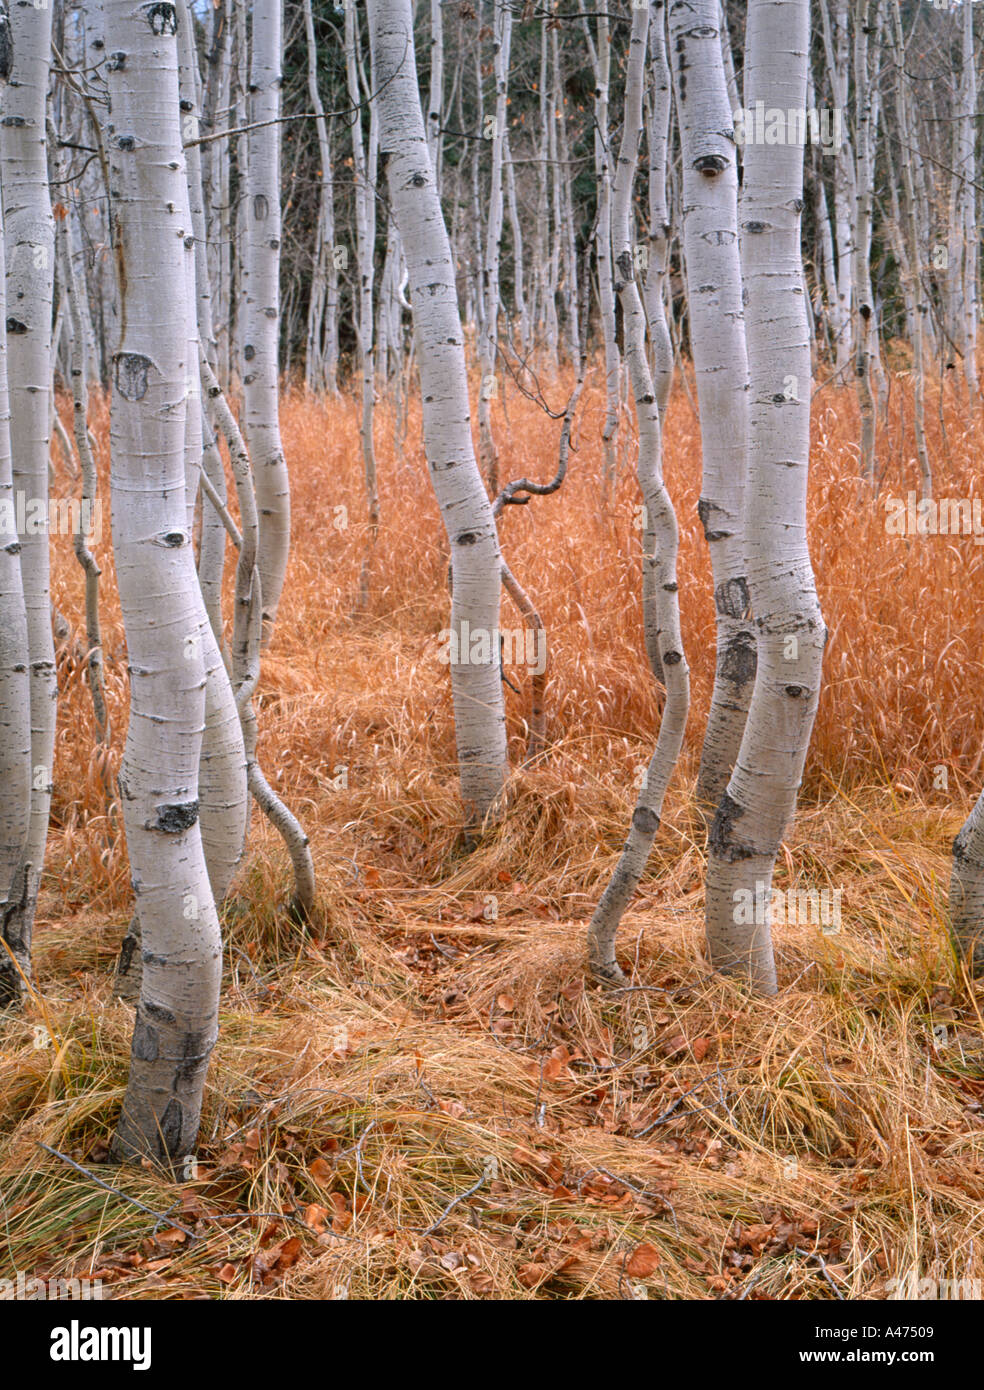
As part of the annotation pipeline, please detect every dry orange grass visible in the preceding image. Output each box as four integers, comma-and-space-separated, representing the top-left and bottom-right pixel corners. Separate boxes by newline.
2, 361, 983, 1299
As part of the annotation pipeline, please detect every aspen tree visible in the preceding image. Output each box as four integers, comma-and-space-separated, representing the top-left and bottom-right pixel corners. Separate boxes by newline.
951, 792, 984, 976
644, 0, 673, 417
105, 0, 221, 1163
888, 1, 931, 499
588, 1, 689, 982
176, 0, 248, 908
818, 0, 855, 376
345, 0, 380, 587
955, 0, 977, 397
703, 0, 825, 994
303, 0, 339, 396
243, 0, 290, 639
0, 21, 31, 1004
0, 0, 56, 1005
581, 2, 620, 500
368, 0, 507, 828
853, 0, 880, 482
477, 0, 511, 495
668, 0, 755, 811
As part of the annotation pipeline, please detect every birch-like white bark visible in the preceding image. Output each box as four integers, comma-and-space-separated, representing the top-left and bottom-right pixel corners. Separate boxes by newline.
0, 38, 32, 1003
951, 791, 984, 975
477, 0, 512, 494
368, 0, 507, 829
303, 0, 338, 395
669, 0, 756, 813
583, 5, 620, 499
242, 0, 290, 639
703, 0, 825, 994
888, 3, 931, 499
346, 0, 380, 578
853, 0, 879, 481
106, 0, 221, 1164
644, 0, 673, 417
0, 0, 56, 1004
819, 0, 855, 376
589, 2, 689, 982
955, 0, 978, 397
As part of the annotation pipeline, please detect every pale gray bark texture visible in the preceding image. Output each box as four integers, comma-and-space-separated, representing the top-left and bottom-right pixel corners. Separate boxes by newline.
588, 3, 689, 983
477, 0, 511, 495
346, 0, 380, 594
668, 0, 755, 814
0, 0, 56, 1006
703, 0, 826, 995
951, 791, 984, 976
368, 0, 507, 829
243, 0, 290, 640
644, 0, 673, 417
106, 0, 221, 1165
0, 109, 32, 1007
303, 0, 339, 395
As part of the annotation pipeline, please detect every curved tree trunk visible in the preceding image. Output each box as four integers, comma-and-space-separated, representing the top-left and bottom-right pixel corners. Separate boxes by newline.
703, 0, 826, 994
368, 0, 507, 831
106, 0, 221, 1166
588, 1, 689, 982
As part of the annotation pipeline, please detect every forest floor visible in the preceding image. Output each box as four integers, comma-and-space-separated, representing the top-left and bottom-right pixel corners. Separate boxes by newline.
2, 367, 984, 1299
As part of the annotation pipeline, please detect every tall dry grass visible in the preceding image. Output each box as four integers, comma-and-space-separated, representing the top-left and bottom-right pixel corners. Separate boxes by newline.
1, 361, 982, 1299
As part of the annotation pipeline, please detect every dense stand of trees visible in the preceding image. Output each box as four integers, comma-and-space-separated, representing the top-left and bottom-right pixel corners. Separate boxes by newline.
0, 0, 981, 1166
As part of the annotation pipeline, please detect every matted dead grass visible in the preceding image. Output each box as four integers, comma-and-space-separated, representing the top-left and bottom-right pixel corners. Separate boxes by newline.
2, 362, 983, 1299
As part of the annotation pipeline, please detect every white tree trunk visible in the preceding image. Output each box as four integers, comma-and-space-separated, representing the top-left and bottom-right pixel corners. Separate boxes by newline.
106, 0, 221, 1165
368, 0, 507, 829
242, 0, 290, 639
0, 0, 56, 1004
669, 0, 756, 812
583, 6, 620, 499
477, 0, 511, 494
956, 0, 978, 396
644, 0, 673, 417
589, 1, 689, 981
346, 0, 380, 583
303, 0, 338, 395
951, 791, 984, 976
703, 0, 826, 994
0, 84, 32, 1005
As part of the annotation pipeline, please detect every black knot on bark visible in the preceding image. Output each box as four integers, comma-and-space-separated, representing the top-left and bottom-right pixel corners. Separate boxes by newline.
632, 806, 660, 835
147, 3, 178, 37
151, 800, 200, 834
694, 153, 727, 176
0, 17, 11, 84
114, 352, 151, 401
455, 531, 479, 546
